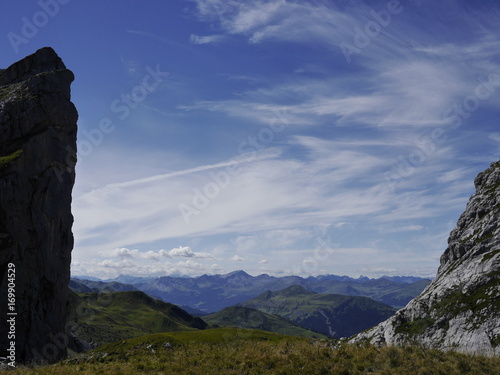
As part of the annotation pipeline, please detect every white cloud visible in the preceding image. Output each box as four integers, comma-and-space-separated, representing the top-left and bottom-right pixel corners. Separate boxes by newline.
163, 246, 215, 259
107, 246, 213, 261
169, 246, 195, 257
143, 251, 161, 261
232, 255, 245, 261
114, 247, 137, 258
159, 249, 171, 258
113, 247, 167, 261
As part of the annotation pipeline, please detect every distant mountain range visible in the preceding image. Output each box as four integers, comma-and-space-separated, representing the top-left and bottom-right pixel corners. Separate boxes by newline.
72, 271, 430, 313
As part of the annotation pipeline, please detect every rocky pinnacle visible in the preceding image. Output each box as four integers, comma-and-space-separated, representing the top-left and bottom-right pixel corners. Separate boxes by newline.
0, 47, 78, 364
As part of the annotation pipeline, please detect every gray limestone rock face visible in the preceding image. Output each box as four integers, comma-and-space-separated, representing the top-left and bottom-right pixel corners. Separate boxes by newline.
352, 160, 500, 356
0, 47, 77, 364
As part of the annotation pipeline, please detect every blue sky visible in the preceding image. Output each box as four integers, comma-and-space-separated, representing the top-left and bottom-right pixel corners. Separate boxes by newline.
1, 0, 499, 279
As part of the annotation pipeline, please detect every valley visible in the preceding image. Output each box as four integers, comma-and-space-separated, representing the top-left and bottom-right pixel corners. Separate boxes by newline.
67, 273, 418, 345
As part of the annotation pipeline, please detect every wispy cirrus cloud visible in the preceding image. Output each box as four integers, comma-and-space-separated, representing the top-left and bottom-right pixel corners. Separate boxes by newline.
192, 0, 356, 45
189, 34, 225, 44
190, 0, 500, 125
73, 134, 474, 264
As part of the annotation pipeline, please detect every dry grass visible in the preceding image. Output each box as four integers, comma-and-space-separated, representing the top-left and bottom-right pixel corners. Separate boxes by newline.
2, 329, 499, 374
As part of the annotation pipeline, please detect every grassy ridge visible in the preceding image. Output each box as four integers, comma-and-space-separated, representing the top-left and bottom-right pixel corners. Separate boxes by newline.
3, 328, 500, 374
204, 306, 328, 338
68, 291, 207, 346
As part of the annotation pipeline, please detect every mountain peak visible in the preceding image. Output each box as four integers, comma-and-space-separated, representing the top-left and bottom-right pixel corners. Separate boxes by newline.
277, 284, 313, 297
0, 47, 67, 87
223, 270, 251, 278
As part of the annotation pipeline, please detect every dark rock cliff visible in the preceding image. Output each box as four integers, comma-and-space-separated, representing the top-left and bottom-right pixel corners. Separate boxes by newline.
0, 47, 77, 364
353, 160, 500, 355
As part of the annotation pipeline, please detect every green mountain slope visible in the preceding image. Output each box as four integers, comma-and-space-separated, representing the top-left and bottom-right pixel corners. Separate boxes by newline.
377, 279, 432, 307
239, 285, 396, 338
204, 306, 327, 338
67, 290, 208, 347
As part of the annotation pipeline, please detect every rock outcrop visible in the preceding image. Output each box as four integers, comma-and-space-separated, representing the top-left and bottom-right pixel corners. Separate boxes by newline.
353, 160, 500, 355
0, 47, 77, 364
